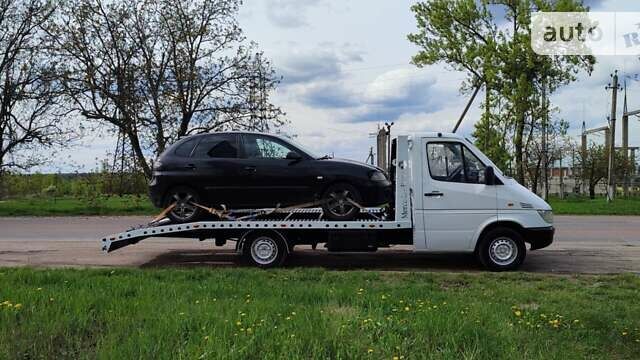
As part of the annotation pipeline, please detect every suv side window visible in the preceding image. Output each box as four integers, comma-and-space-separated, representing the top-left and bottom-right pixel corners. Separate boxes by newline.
192, 134, 238, 158
243, 134, 295, 159
427, 142, 486, 184
174, 137, 198, 157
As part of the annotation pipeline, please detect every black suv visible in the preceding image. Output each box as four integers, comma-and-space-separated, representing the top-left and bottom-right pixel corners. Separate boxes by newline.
149, 132, 392, 223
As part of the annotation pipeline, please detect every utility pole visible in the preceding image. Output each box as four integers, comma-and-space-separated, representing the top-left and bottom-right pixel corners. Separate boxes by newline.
622, 85, 630, 197
542, 78, 549, 200
581, 121, 587, 196
559, 156, 564, 199
605, 71, 620, 202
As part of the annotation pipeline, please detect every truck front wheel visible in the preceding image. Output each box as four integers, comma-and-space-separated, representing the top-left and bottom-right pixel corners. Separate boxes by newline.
477, 228, 526, 271
242, 231, 289, 269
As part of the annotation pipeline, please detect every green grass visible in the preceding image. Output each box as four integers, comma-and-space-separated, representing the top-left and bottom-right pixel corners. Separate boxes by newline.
1, 195, 639, 217
0, 268, 638, 359
0, 195, 156, 216
548, 197, 640, 215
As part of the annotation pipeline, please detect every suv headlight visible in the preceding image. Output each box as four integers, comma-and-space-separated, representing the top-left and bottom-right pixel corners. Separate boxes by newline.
537, 210, 554, 224
369, 171, 387, 182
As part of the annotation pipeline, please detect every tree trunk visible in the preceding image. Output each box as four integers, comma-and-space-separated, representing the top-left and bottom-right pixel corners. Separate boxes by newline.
126, 130, 152, 179
589, 184, 596, 199
514, 112, 526, 185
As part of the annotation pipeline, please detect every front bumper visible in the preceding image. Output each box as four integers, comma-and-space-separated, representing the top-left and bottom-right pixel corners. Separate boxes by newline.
523, 226, 554, 250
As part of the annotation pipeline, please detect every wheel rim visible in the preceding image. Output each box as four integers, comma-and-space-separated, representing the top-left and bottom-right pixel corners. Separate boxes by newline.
326, 189, 356, 217
250, 237, 278, 265
170, 192, 197, 221
488, 237, 518, 266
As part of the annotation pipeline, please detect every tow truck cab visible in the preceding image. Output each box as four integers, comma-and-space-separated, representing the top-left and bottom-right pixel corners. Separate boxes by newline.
406, 132, 554, 269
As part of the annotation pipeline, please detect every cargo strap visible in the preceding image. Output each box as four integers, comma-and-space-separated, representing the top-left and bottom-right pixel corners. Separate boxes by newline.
149, 196, 371, 224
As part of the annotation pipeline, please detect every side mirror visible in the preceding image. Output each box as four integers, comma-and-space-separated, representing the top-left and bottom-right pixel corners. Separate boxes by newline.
286, 151, 302, 161
484, 166, 496, 186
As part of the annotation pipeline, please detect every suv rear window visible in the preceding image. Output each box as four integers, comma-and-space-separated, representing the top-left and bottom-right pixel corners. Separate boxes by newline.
174, 138, 198, 157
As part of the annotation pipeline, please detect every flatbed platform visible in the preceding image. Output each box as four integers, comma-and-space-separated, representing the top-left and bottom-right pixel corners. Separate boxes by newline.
101, 207, 411, 253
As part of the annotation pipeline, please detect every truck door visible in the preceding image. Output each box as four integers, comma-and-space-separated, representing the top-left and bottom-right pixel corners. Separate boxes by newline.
419, 139, 497, 251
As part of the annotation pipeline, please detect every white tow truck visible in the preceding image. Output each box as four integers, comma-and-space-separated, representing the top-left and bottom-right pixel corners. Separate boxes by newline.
101, 132, 554, 271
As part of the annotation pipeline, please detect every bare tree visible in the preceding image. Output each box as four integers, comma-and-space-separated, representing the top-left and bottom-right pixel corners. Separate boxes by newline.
52, 0, 285, 178
0, 0, 68, 176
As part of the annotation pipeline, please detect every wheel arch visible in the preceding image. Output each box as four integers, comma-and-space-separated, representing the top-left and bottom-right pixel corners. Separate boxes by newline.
473, 219, 527, 253
161, 183, 203, 205
236, 229, 290, 255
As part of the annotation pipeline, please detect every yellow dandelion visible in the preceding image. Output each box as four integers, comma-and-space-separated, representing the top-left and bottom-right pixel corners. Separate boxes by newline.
367, 349, 374, 354
286, 316, 291, 320
404, 307, 410, 311
36, 288, 42, 291
393, 357, 399, 360
514, 310, 522, 317
14, 303, 23, 309
622, 332, 628, 336
204, 336, 209, 341
236, 321, 241, 326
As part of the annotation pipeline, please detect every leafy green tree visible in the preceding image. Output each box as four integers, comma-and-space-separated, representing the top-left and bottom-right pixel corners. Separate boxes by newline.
408, 0, 595, 186
472, 114, 511, 172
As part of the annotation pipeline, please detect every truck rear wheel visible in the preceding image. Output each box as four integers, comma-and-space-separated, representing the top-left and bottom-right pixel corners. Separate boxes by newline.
477, 228, 526, 271
242, 231, 288, 269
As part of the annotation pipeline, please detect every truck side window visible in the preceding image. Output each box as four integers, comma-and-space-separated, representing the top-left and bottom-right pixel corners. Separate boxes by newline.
427, 142, 486, 184
462, 146, 486, 184
427, 143, 465, 182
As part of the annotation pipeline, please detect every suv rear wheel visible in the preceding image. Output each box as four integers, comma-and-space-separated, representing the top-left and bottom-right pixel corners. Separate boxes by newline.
164, 186, 203, 223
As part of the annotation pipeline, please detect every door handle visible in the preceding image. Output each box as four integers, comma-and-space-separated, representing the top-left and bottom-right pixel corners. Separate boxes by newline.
424, 191, 444, 197
244, 166, 256, 173
185, 164, 196, 170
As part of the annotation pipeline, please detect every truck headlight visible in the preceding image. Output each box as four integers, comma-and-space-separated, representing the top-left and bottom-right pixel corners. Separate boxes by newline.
369, 171, 387, 182
537, 210, 554, 224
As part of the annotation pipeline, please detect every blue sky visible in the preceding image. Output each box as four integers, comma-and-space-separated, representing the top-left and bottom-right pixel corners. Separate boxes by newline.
44, 0, 640, 171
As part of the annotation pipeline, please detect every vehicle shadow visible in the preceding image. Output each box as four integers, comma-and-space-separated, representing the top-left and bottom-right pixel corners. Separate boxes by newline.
140, 248, 485, 272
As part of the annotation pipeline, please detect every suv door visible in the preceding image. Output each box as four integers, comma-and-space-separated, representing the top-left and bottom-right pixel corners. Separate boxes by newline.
190, 133, 242, 206
239, 134, 313, 207
420, 139, 497, 251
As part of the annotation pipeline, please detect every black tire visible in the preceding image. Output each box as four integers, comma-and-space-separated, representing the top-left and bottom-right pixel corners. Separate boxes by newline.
477, 227, 526, 271
242, 231, 288, 269
321, 183, 362, 221
163, 186, 203, 223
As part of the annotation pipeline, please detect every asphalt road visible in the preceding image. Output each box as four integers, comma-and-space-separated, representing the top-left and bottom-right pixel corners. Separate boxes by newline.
0, 215, 639, 274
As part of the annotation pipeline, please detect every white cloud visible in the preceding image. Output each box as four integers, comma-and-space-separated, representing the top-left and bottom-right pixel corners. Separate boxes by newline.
265, 0, 326, 28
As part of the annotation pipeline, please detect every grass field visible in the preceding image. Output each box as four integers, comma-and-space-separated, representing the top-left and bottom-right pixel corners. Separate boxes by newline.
548, 197, 640, 215
0, 196, 156, 216
0, 268, 638, 359
1, 195, 640, 217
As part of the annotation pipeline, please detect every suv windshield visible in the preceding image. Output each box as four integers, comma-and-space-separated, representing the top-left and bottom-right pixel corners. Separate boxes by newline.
277, 135, 320, 159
